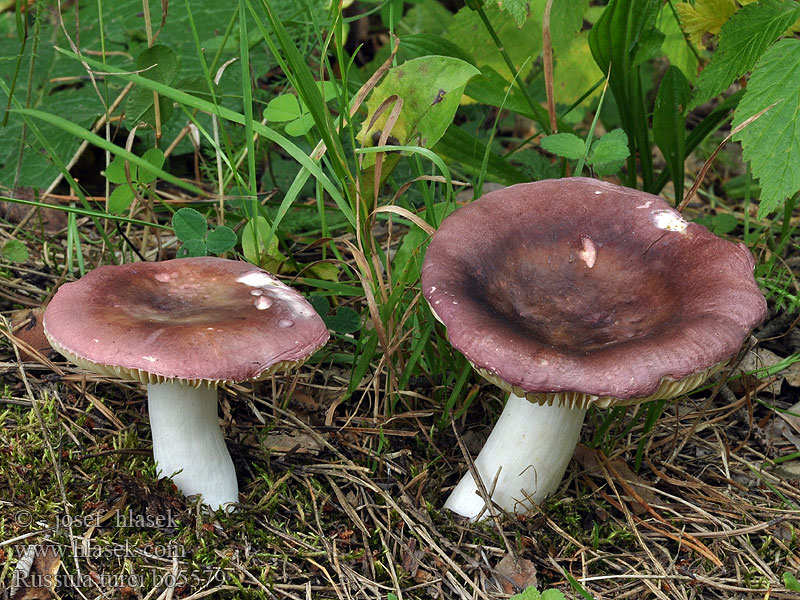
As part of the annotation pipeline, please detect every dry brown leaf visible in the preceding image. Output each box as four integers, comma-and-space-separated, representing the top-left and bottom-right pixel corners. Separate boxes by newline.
10, 546, 61, 600
265, 431, 324, 454
494, 552, 537, 594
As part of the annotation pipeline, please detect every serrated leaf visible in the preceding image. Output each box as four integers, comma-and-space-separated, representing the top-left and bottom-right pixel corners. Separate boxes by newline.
692, 0, 800, 109
356, 56, 479, 167
2, 239, 28, 263
324, 306, 361, 334
205, 225, 237, 254
176, 238, 207, 258
107, 185, 136, 214
653, 66, 691, 201
541, 132, 585, 160
172, 207, 208, 242
106, 154, 137, 184
138, 147, 165, 184
674, 0, 737, 48
264, 94, 302, 122
497, 0, 530, 26
588, 129, 629, 176
732, 38, 800, 218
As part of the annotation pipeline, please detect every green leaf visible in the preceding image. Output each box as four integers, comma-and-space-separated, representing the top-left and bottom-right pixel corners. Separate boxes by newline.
106, 154, 137, 184
784, 572, 800, 591
674, 0, 737, 48
308, 295, 331, 317
108, 185, 136, 214
176, 239, 207, 258
264, 94, 302, 123
2, 239, 28, 263
541, 132, 586, 160
445, 2, 542, 82
549, 0, 590, 54
138, 147, 166, 184
242, 215, 287, 271
497, 0, 530, 26
589, 0, 661, 188
732, 38, 800, 217
126, 45, 179, 127
284, 113, 316, 137
396, 34, 476, 66
691, 0, 800, 109
711, 212, 738, 234
509, 587, 541, 600
357, 56, 479, 168
172, 207, 208, 242
553, 31, 605, 106
588, 129, 629, 175
653, 66, 691, 201
324, 306, 361, 334
205, 225, 237, 254
656, 2, 698, 84
540, 590, 567, 600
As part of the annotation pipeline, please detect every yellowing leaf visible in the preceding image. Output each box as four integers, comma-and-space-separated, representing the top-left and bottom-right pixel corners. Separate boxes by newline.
554, 31, 604, 105
674, 0, 737, 47
356, 56, 479, 167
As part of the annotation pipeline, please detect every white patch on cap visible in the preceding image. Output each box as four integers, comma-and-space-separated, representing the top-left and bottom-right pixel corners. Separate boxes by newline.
652, 210, 688, 232
154, 272, 178, 283
142, 356, 157, 363
236, 271, 313, 318
594, 190, 602, 195
429, 286, 436, 294
577, 236, 597, 268
636, 200, 653, 209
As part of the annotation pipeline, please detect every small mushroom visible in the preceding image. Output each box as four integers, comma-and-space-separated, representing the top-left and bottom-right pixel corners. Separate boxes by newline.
422, 177, 767, 520
43, 257, 329, 510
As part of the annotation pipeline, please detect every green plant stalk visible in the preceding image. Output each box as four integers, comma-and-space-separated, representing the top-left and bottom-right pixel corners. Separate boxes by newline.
576, 75, 612, 176
252, 0, 351, 186
472, 4, 552, 134
0, 196, 170, 229
54, 47, 355, 227
0, 79, 118, 258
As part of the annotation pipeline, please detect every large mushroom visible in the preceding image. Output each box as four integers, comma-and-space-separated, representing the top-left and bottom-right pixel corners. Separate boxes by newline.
43, 257, 329, 510
422, 177, 767, 520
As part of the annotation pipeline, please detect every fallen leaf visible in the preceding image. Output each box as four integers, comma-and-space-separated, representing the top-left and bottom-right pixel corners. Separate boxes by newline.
495, 552, 537, 594
264, 431, 324, 454
10, 545, 61, 600
9, 308, 55, 362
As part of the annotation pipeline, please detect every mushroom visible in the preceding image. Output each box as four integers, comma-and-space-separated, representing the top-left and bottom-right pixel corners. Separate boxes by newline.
43, 257, 329, 510
421, 177, 767, 520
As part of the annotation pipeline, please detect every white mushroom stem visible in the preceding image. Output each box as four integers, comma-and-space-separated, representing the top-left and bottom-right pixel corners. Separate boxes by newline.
444, 393, 587, 520
147, 382, 238, 511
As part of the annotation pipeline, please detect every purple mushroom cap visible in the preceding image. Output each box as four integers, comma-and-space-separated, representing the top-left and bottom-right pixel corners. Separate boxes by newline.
422, 178, 767, 405
44, 257, 329, 385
